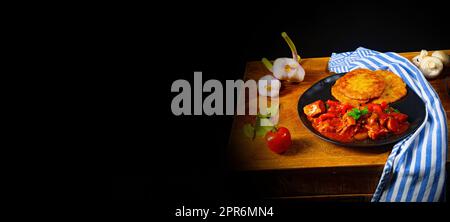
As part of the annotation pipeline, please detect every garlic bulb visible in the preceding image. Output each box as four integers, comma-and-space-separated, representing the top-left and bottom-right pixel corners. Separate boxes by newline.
419, 56, 443, 79
260, 32, 306, 83
272, 58, 305, 82
431, 51, 450, 66
258, 75, 281, 97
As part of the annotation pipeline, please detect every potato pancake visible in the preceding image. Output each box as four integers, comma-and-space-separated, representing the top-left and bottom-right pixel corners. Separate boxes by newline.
331, 84, 369, 106
371, 70, 407, 104
338, 69, 386, 100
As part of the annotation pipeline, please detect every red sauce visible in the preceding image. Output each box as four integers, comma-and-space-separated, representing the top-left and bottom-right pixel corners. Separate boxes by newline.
303, 100, 410, 143
393, 122, 410, 135
315, 128, 354, 143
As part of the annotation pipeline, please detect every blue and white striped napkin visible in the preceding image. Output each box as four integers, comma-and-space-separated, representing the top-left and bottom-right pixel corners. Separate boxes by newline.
328, 47, 447, 202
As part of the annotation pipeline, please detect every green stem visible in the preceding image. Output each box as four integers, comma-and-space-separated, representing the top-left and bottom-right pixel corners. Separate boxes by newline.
272, 126, 278, 132
261, 57, 273, 71
281, 32, 300, 62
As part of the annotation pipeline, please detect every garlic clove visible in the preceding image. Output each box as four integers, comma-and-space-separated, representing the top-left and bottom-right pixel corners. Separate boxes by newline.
412, 55, 421, 66
419, 56, 443, 79
420, 49, 428, 57
412, 50, 429, 67
258, 74, 281, 97
432, 51, 450, 66
288, 64, 305, 82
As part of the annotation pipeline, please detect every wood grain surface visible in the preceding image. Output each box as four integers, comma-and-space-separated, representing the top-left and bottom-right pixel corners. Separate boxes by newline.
228, 50, 450, 172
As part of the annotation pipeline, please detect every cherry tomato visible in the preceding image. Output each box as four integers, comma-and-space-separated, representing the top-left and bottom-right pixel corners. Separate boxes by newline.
265, 127, 292, 154
380, 101, 388, 110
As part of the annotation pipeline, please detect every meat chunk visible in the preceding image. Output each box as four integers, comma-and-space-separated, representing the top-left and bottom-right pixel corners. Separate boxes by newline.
365, 123, 389, 140
336, 114, 356, 135
387, 117, 399, 132
343, 114, 356, 126
378, 113, 389, 127
316, 121, 335, 132
303, 100, 326, 117
367, 113, 378, 125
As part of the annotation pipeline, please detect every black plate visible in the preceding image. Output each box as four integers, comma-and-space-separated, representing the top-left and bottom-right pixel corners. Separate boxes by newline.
297, 73, 426, 147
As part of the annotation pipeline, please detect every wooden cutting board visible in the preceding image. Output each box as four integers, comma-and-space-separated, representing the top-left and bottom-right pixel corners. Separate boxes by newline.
228, 50, 450, 172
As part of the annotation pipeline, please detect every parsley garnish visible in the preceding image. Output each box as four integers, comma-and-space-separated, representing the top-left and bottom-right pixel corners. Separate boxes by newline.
347, 107, 368, 120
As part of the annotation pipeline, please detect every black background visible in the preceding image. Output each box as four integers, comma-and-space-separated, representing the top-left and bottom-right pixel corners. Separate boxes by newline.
109, 0, 449, 215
